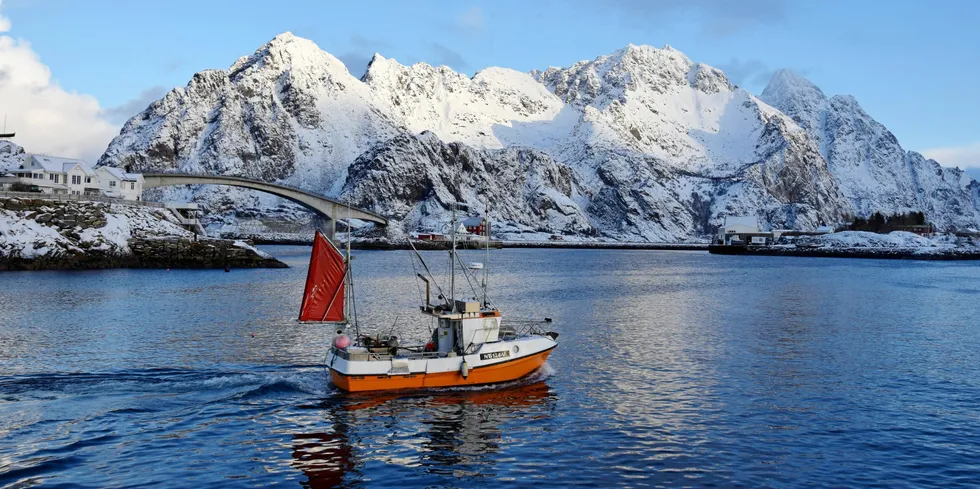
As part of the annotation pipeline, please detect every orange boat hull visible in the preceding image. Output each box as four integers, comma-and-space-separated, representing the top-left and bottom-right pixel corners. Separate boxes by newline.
330, 347, 554, 392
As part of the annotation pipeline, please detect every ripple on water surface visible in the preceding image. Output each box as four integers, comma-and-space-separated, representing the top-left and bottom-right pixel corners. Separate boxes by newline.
2, 248, 980, 487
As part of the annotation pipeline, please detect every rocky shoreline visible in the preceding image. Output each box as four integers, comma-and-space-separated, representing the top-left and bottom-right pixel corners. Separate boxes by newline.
708, 231, 980, 261
708, 245, 980, 260
227, 232, 708, 251
0, 197, 287, 271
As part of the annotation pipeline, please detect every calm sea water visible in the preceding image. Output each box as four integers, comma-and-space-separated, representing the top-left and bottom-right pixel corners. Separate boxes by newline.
2, 247, 980, 488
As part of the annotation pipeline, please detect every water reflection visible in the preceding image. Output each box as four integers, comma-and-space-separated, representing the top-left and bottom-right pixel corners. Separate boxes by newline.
291, 380, 556, 488
290, 430, 356, 489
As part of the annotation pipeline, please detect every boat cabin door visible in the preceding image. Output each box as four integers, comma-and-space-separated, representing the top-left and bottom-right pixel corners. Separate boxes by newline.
437, 318, 457, 353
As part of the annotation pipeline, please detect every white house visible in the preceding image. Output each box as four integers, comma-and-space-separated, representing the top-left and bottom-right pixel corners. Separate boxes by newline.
8, 155, 102, 196
717, 216, 759, 239
96, 166, 144, 201
716, 216, 777, 245
2, 154, 144, 201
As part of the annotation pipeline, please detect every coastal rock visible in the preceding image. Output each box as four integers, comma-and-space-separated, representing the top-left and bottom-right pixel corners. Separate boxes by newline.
0, 197, 286, 271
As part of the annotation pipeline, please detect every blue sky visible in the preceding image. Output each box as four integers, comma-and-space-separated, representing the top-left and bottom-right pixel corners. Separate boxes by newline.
0, 0, 977, 172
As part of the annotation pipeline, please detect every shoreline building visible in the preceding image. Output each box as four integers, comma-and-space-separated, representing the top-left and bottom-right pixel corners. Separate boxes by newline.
716, 216, 837, 245
716, 216, 779, 245
96, 166, 144, 201
1, 154, 143, 201
462, 217, 487, 236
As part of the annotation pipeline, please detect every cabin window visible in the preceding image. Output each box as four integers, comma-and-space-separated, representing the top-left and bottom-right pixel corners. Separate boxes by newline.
72, 175, 81, 185
130, 182, 135, 190
85, 177, 91, 184
49, 174, 54, 181
110, 181, 116, 187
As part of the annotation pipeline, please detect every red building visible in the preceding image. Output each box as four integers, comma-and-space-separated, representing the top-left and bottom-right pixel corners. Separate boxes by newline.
462, 217, 487, 236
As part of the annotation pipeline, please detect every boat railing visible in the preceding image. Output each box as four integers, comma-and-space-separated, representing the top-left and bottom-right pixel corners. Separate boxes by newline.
332, 347, 450, 362
501, 319, 553, 338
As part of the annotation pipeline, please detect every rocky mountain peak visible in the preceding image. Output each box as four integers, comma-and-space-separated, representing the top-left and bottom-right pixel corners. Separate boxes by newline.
97, 33, 980, 239
762, 69, 825, 100
760, 70, 829, 144
230, 32, 349, 80
687, 63, 731, 93
360, 53, 388, 81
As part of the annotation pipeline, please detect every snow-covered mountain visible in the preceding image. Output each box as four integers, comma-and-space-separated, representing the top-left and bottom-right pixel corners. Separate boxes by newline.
0, 141, 26, 172
761, 70, 980, 231
97, 33, 979, 240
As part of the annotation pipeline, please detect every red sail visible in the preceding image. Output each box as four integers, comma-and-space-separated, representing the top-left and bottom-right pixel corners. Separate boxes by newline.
298, 231, 346, 322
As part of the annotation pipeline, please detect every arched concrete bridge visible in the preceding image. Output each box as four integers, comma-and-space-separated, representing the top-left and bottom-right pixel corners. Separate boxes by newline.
142, 173, 387, 239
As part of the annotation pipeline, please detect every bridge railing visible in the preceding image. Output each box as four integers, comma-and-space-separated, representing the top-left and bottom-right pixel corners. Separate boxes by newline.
145, 171, 333, 199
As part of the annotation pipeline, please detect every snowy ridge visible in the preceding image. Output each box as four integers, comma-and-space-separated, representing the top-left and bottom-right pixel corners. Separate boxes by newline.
761, 70, 980, 232
0, 140, 25, 172
97, 35, 980, 240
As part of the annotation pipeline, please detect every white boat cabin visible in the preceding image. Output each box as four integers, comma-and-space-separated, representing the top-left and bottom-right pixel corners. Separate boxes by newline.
423, 300, 502, 354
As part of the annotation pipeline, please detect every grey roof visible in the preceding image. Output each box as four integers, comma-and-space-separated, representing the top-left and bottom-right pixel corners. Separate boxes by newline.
99, 166, 141, 181
99, 166, 125, 180
29, 155, 95, 176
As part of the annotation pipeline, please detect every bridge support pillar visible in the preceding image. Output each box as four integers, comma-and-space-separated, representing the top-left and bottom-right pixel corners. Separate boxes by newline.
313, 215, 336, 242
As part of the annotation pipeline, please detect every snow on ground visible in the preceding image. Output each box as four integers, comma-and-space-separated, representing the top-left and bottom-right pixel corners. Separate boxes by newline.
0, 199, 192, 259
789, 231, 978, 252
233, 240, 272, 258
0, 211, 66, 258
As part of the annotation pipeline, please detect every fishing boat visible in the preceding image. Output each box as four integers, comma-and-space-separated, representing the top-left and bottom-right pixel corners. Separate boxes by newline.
300, 210, 558, 393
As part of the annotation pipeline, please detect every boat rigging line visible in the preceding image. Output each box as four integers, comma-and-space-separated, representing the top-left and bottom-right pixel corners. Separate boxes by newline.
407, 238, 449, 308
346, 200, 361, 339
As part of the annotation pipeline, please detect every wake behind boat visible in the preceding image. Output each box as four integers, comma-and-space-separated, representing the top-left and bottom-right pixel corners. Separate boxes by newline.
300, 210, 558, 393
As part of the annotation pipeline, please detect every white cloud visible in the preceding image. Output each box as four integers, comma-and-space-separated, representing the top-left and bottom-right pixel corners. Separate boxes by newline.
102, 85, 168, 124
0, 0, 10, 33
922, 142, 980, 169
0, 3, 119, 163
456, 6, 485, 32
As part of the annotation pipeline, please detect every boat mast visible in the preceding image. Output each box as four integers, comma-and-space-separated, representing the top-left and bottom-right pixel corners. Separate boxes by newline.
483, 197, 489, 308
346, 201, 359, 337
450, 201, 457, 312
449, 149, 462, 313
